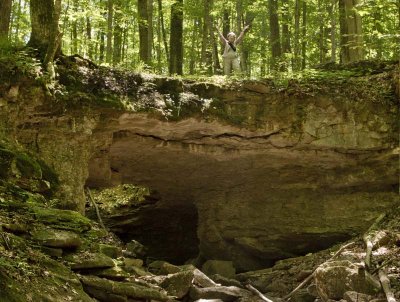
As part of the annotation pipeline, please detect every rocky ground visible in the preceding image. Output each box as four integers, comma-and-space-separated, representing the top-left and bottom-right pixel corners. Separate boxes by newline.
0, 143, 398, 302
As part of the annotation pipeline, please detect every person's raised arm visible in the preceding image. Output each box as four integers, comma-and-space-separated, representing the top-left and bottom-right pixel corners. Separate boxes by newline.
235, 24, 250, 45
214, 26, 227, 44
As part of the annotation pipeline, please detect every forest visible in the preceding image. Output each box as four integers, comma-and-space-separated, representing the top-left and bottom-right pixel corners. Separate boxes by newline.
0, 0, 398, 77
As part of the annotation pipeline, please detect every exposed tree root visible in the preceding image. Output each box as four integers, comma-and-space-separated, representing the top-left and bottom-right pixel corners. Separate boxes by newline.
86, 187, 106, 230
378, 268, 397, 302
245, 284, 274, 302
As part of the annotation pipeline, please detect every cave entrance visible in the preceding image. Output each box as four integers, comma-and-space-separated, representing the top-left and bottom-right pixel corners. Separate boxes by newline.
85, 184, 200, 265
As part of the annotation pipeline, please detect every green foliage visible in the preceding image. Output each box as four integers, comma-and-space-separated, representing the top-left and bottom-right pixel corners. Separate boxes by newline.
5, 0, 399, 77
91, 184, 151, 213
0, 43, 42, 80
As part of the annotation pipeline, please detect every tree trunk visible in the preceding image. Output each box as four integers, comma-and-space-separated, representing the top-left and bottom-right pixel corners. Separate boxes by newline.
156, 3, 162, 72
201, 0, 212, 74
301, 0, 307, 69
14, 0, 23, 42
373, 8, 383, 59
113, 25, 122, 65
106, 0, 113, 63
293, 0, 301, 70
210, 16, 221, 74
147, 0, 153, 64
330, 0, 337, 62
268, 0, 281, 70
0, 0, 12, 42
157, 0, 169, 62
86, 16, 93, 59
43, 0, 62, 74
138, 0, 151, 65
169, 0, 183, 75
339, 0, 364, 63
189, 18, 198, 74
71, 0, 78, 54
318, 0, 325, 63
236, 0, 246, 72
28, 0, 58, 54
281, 0, 291, 54
260, 16, 267, 77
112, 0, 122, 65
222, 9, 230, 55
99, 30, 105, 62
241, 12, 254, 76
121, 25, 128, 62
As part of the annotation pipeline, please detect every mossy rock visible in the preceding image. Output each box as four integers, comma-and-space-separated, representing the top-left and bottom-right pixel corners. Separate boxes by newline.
15, 152, 42, 179
79, 275, 170, 301
31, 206, 93, 233
32, 228, 82, 249
65, 252, 115, 270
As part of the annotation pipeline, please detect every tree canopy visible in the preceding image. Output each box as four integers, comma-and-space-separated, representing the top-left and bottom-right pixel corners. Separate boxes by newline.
2, 0, 399, 76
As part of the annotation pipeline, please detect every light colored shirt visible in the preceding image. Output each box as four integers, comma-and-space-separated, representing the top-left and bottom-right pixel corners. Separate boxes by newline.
217, 30, 246, 58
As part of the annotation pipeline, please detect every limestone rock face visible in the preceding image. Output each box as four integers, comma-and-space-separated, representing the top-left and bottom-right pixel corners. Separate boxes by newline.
1, 64, 398, 271
86, 90, 398, 270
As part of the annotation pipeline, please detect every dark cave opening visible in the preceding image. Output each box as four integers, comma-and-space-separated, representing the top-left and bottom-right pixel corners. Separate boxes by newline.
85, 184, 200, 265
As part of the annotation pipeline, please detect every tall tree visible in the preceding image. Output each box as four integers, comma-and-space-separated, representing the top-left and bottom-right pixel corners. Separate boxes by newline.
147, 0, 154, 63
157, 0, 169, 62
13, 0, 23, 43
329, 0, 337, 62
29, 0, 62, 56
318, 0, 326, 63
106, 0, 113, 63
43, 0, 62, 71
113, 0, 123, 64
260, 15, 268, 77
0, 0, 12, 42
339, 0, 364, 63
169, 0, 183, 75
138, 0, 151, 65
86, 16, 93, 59
71, 0, 78, 54
201, 0, 212, 74
301, 0, 307, 69
281, 0, 291, 54
268, 0, 281, 70
293, 0, 301, 70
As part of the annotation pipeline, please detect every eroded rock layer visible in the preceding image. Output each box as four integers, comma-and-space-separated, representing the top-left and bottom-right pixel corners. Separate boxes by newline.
1, 59, 398, 271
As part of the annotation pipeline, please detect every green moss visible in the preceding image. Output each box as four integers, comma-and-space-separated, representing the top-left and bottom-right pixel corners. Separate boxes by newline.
31, 206, 93, 233
91, 184, 150, 213
205, 98, 247, 126
36, 159, 60, 196
15, 152, 42, 179
0, 147, 14, 178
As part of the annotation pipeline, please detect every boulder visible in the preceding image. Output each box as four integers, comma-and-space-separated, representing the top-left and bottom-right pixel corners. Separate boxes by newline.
314, 260, 381, 301
189, 286, 249, 301
79, 275, 170, 301
124, 239, 147, 258
99, 244, 122, 259
202, 260, 236, 279
90, 266, 130, 281
123, 258, 143, 268
343, 291, 373, 302
32, 228, 82, 249
160, 270, 194, 298
66, 252, 115, 270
